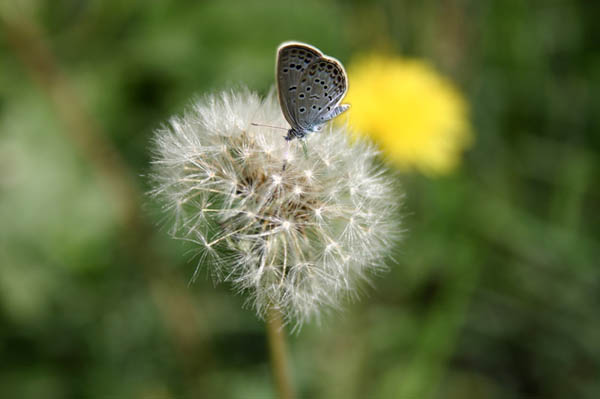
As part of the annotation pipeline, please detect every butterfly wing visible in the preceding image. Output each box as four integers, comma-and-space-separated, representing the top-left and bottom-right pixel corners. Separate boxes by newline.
295, 56, 349, 131
320, 104, 350, 123
276, 42, 323, 131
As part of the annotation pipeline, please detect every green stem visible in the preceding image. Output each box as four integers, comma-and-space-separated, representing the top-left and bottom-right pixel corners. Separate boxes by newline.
266, 307, 295, 399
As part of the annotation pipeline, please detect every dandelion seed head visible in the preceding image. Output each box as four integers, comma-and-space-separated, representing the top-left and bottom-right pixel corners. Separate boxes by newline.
151, 88, 401, 327
272, 174, 282, 186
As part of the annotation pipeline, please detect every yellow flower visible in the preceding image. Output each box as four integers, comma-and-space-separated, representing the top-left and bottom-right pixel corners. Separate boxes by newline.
343, 55, 472, 175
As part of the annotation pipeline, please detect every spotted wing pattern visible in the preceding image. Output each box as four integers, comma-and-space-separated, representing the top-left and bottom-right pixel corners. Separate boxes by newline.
295, 57, 348, 131
276, 43, 322, 131
276, 42, 349, 137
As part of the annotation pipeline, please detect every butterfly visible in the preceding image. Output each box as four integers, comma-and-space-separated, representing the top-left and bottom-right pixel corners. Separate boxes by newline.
276, 41, 350, 142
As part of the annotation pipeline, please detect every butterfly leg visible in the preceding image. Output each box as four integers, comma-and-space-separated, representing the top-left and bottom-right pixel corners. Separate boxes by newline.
301, 140, 308, 159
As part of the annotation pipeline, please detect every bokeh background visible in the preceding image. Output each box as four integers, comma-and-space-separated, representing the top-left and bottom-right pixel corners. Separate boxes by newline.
1, 1, 599, 398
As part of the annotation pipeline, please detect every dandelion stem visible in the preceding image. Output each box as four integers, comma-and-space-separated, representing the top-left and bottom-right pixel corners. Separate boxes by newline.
266, 307, 295, 399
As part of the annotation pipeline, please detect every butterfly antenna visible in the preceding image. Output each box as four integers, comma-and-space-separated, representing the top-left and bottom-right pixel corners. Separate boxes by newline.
251, 122, 287, 131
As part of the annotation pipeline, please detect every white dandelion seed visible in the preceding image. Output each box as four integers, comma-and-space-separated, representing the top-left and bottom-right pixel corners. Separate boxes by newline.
150, 88, 402, 327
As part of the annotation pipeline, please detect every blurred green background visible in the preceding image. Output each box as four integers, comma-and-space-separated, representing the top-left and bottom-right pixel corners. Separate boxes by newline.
1, 1, 599, 398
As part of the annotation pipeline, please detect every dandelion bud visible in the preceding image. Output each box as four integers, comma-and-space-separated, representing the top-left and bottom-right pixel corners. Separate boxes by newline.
151, 89, 401, 327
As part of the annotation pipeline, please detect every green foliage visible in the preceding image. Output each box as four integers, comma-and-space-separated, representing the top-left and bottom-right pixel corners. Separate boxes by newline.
1, 0, 598, 398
